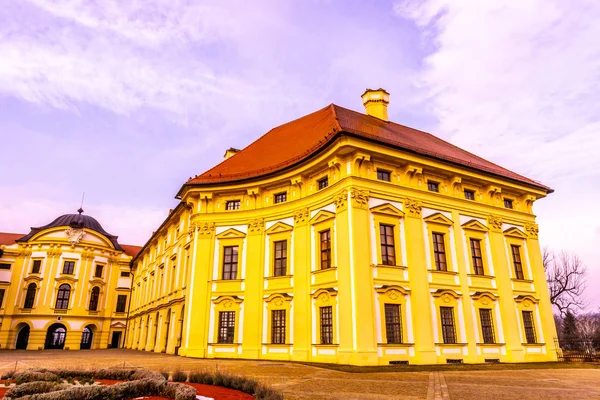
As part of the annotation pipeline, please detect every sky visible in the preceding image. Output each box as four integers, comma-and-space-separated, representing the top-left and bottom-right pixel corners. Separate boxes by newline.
0, 0, 598, 309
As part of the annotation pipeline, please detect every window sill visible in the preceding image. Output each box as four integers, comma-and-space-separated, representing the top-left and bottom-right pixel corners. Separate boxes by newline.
428, 270, 458, 275
522, 342, 545, 346
19, 308, 33, 313
208, 343, 241, 346
467, 274, 495, 279
374, 264, 407, 270
511, 278, 534, 283
311, 267, 337, 275
213, 279, 243, 283
265, 275, 293, 280
377, 343, 415, 347
54, 309, 68, 314
262, 343, 293, 346
476, 343, 506, 346
435, 343, 468, 346
312, 343, 339, 347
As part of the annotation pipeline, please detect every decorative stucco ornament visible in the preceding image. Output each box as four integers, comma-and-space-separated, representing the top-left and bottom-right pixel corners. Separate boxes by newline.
65, 227, 85, 245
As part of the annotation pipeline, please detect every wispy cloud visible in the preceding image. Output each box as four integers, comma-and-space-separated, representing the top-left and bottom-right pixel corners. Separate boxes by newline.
396, 0, 600, 308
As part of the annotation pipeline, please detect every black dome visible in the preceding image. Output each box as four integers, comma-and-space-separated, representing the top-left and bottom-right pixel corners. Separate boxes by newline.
17, 210, 123, 251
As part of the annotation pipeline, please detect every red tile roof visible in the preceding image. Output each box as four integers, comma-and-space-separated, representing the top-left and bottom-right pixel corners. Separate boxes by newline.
0, 232, 24, 246
121, 244, 143, 258
183, 104, 551, 192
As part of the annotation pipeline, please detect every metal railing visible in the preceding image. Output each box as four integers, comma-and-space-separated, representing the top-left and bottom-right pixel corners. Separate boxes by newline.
555, 338, 600, 362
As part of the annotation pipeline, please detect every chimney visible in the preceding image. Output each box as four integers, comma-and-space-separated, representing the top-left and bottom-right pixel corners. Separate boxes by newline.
224, 147, 240, 159
361, 88, 390, 121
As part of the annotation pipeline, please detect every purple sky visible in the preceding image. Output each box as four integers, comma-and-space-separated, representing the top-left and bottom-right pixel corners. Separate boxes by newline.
1, 1, 598, 310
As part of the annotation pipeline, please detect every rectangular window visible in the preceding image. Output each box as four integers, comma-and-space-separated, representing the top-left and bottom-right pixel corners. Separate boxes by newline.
222, 246, 239, 280
479, 309, 496, 344
0, 288, 5, 308
273, 240, 287, 276
226, 200, 240, 210
504, 199, 513, 209
511, 245, 524, 280
271, 309, 286, 344
318, 176, 328, 190
464, 189, 475, 200
32, 260, 42, 273
218, 311, 236, 344
440, 306, 457, 344
377, 169, 391, 182
120, 271, 131, 277
379, 224, 396, 266
274, 192, 287, 204
427, 181, 439, 192
116, 295, 127, 313
522, 310, 537, 344
320, 306, 333, 344
319, 230, 332, 269
432, 232, 448, 271
94, 264, 104, 278
0, 263, 11, 270
62, 261, 75, 274
384, 304, 402, 344
470, 239, 484, 275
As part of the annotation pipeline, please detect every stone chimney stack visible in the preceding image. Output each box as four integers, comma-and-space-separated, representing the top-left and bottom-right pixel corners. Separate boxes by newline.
361, 88, 390, 121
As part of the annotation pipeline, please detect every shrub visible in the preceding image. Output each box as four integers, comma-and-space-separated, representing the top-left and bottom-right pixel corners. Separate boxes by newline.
186, 369, 282, 400
4, 381, 68, 399
13, 370, 59, 384
162, 382, 197, 400
1, 370, 15, 380
171, 369, 187, 382
188, 370, 212, 385
160, 371, 170, 380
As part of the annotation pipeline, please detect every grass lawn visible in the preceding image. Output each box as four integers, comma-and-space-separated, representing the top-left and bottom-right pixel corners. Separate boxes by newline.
0, 349, 598, 399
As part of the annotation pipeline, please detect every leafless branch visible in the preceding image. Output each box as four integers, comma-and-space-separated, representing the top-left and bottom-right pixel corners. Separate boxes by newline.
543, 247, 588, 317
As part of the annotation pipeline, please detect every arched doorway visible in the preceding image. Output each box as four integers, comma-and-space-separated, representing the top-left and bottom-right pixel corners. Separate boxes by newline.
80, 325, 94, 349
16, 324, 30, 349
45, 323, 67, 349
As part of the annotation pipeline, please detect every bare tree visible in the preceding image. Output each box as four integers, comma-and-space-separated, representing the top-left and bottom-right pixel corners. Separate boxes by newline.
543, 248, 588, 317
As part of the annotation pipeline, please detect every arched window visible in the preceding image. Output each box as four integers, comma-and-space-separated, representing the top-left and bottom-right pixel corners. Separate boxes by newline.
24, 283, 36, 309
55, 284, 71, 310
89, 287, 100, 311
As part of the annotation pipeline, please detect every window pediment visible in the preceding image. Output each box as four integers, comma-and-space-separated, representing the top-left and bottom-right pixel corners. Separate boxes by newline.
216, 228, 246, 239
375, 285, 410, 296
55, 275, 78, 284
470, 291, 498, 302
24, 275, 43, 283
431, 289, 461, 299
265, 222, 293, 235
370, 203, 405, 218
503, 227, 527, 239
424, 212, 453, 226
309, 210, 335, 225
264, 293, 293, 303
461, 219, 489, 232
212, 295, 243, 305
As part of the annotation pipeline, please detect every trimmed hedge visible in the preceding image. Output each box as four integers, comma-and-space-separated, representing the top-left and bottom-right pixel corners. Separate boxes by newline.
3, 381, 68, 399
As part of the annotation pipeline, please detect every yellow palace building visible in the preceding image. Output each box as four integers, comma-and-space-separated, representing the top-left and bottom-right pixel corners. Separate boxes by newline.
0, 210, 140, 351
127, 89, 558, 365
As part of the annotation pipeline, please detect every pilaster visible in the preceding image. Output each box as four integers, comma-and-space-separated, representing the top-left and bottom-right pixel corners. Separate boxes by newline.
242, 218, 264, 359
291, 208, 311, 362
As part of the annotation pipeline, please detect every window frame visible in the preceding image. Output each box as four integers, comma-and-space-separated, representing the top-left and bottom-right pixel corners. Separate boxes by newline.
31, 259, 42, 274
274, 192, 287, 204
522, 310, 537, 344
94, 264, 104, 278
376, 169, 391, 182
440, 306, 457, 344
0, 288, 5, 308
319, 306, 333, 345
116, 294, 127, 313
225, 200, 241, 210
222, 245, 239, 280
479, 308, 496, 344
432, 232, 448, 271
384, 303, 403, 344
89, 287, 100, 311
427, 181, 440, 193
55, 284, 71, 310
504, 198, 513, 209
317, 176, 329, 190
62, 260, 75, 275
379, 224, 396, 266
464, 189, 475, 201
273, 240, 287, 277
217, 311, 236, 344
271, 309, 286, 344
511, 244, 524, 280
470, 238, 485, 275
0, 263, 10, 270
319, 229, 332, 270
24, 283, 37, 309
